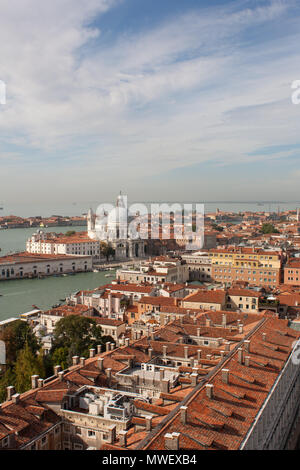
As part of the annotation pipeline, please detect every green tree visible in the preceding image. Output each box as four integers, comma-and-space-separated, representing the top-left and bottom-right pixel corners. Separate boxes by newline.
100, 242, 115, 261
15, 344, 45, 394
0, 320, 40, 365
51, 347, 69, 370
261, 223, 279, 234
51, 315, 105, 359
0, 367, 16, 402
211, 223, 224, 232
65, 230, 76, 237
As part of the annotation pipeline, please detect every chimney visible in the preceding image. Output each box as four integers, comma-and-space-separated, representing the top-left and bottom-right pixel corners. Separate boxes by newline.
148, 348, 153, 359
54, 365, 62, 376
197, 328, 201, 337
58, 371, 65, 382
106, 368, 112, 384
197, 349, 202, 360
159, 368, 164, 381
125, 338, 130, 347
221, 368, 229, 384
262, 333, 267, 342
206, 384, 214, 399
108, 425, 116, 444
206, 318, 212, 327
119, 430, 128, 447
162, 345, 167, 357
161, 378, 169, 393
238, 324, 244, 334
12, 394, 20, 404
238, 347, 244, 364
164, 432, 180, 450
222, 314, 227, 327
244, 340, 250, 353
6, 386, 15, 401
191, 372, 198, 387
97, 344, 102, 354
38, 379, 44, 388
184, 346, 189, 359
180, 406, 188, 425
97, 358, 104, 371
220, 350, 225, 358
31, 375, 39, 389
145, 415, 152, 431
110, 343, 115, 351
72, 356, 79, 366
207, 354, 212, 360
106, 342, 111, 352
80, 357, 85, 366
245, 356, 250, 367
224, 341, 231, 351
89, 348, 96, 358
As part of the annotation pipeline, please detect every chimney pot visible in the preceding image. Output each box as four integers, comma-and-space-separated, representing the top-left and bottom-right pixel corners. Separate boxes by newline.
80, 357, 85, 366
206, 383, 214, 399
72, 356, 79, 366
238, 347, 244, 364
6, 386, 15, 401
89, 348, 95, 358
54, 365, 62, 376
12, 394, 20, 404
221, 368, 229, 384
180, 406, 188, 424
31, 375, 39, 389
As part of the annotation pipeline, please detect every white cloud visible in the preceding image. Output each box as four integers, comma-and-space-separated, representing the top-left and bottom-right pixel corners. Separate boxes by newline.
0, 0, 299, 201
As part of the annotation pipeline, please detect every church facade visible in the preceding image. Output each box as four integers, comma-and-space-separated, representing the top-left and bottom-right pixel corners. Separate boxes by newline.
87, 193, 146, 261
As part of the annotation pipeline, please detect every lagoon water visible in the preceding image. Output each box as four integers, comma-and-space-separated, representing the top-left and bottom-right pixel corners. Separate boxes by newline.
0, 225, 116, 321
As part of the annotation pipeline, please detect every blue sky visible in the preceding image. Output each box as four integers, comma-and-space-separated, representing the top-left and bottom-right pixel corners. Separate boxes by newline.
0, 0, 300, 204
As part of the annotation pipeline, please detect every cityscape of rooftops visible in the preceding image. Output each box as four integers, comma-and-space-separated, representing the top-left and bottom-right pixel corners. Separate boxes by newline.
0, 0, 299, 459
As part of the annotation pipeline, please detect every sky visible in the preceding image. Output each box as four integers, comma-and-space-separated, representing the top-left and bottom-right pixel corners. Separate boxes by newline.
1, 0, 300, 205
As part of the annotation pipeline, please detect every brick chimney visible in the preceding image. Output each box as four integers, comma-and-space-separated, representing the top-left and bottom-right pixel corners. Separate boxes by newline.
31, 375, 39, 389
245, 356, 250, 367
72, 356, 79, 366
119, 430, 128, 447
164, 432, 180, 450
38, 379, 44, 388
89, 349, 95, 358
238, 347, 244, 364
180, 406, 187, 424
54, 365, 62, 376
12, 394, 20, 404
221, 368, 229, 384
58, 371, 65, 382
6, 386, 15, 401
145, 415, 152, 431
206, 384, 214, 399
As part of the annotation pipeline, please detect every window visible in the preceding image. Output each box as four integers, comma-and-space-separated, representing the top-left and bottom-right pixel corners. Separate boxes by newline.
88, 430, 96, 438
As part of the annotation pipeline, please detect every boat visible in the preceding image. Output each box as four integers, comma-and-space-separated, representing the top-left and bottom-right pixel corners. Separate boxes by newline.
105, 273, 114, 278
93, 269, 99, 273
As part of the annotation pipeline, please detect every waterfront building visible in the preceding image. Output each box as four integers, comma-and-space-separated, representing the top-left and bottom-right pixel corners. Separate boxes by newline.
0, 252, 92, 280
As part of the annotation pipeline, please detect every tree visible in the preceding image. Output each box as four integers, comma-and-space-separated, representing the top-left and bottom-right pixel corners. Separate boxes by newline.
261, 223, 279, 234
0, 367, 16, 402
211, 223, 224, 232
51, 315, 105, 360
51, 347, 69, 371
65, 230, 76, 237
0, 320, 40, 365
100, 242, 115, 261
15, 344, 45, 394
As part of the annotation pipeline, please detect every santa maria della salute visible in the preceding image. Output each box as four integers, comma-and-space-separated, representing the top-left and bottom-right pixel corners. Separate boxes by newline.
87, 192, 145, 260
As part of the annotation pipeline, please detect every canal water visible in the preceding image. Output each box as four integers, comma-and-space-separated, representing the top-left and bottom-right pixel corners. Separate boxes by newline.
0, 225, 116, 321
